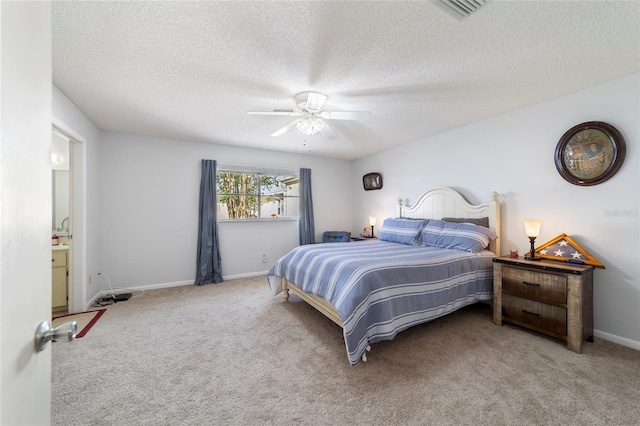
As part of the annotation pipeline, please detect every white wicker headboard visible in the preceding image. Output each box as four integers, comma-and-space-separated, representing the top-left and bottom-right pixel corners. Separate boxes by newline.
398, 187, 501, 255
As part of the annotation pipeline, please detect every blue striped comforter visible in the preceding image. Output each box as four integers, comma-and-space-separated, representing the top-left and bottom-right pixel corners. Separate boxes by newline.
267, 240, 494, 365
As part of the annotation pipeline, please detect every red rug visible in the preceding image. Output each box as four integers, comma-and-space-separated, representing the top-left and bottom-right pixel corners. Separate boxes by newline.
52, 309, 106, 338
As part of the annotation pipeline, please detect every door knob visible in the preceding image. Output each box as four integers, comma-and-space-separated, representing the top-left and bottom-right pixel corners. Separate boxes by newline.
35, 320, 77, 352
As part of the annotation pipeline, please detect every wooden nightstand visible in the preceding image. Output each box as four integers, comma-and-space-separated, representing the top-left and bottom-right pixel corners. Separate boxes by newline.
493, 256, 594, 353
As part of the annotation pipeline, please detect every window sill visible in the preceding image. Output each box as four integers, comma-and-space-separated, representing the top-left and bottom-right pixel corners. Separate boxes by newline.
218, 217, 299, 223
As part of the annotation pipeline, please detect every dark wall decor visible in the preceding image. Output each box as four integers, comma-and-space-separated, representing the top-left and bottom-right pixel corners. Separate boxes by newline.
555, 121, 626, 186
362, 172, 383, 190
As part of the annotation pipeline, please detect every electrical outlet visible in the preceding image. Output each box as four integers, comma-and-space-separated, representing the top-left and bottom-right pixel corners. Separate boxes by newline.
262, 254, 267, 263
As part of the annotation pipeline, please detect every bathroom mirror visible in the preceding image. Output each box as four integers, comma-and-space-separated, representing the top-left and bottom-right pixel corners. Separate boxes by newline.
52, 129, 70, 233
52, 170, 69, 231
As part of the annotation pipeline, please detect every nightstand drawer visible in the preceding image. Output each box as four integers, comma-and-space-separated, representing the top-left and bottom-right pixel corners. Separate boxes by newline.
502, 266, 567, 305
502, 294, 567, 336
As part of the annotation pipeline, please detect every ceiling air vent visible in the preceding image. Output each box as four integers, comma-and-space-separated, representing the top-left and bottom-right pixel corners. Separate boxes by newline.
437, 0, 488, 19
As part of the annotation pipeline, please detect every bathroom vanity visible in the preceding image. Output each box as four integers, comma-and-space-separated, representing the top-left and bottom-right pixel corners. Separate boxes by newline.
52, 245, 68, 313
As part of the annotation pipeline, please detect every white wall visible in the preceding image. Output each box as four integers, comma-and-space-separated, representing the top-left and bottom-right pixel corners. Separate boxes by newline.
352, 73, 640, 349
98, 132, 352, 288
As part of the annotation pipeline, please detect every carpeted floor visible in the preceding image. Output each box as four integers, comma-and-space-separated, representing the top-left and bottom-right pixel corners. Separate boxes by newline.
52, 276, 640, 425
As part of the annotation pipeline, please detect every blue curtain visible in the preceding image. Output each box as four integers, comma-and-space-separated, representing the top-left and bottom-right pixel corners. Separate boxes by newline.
195, 159, 223, 285
299, 168, 315, 245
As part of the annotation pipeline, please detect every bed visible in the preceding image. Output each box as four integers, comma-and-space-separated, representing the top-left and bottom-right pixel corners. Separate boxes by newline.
267, 187, 501, 365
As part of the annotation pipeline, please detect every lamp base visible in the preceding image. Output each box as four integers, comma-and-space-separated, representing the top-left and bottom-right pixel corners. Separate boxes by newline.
525, 237, 540, 261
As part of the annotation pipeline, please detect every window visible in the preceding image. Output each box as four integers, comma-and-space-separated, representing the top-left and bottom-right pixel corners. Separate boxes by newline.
216, 167, 299, 220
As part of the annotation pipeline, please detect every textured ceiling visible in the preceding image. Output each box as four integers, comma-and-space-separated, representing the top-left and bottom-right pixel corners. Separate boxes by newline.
52, 1, 640, 160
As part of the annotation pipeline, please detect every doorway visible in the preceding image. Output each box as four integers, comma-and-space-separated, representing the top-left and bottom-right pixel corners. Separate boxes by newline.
51, 128, 70, 313
52, 123, 86, 314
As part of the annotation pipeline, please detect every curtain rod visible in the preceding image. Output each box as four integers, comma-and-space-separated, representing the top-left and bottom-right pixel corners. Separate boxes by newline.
217, 163, 298, 176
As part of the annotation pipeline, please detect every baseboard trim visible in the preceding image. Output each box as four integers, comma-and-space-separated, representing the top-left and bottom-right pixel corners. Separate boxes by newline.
594, 329, 640, 351
85, 280, 193, 310
84, 273, 270, 310
223, 271, 269, 280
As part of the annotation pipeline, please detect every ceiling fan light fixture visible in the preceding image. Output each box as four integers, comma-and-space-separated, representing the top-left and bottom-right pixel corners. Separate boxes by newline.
296, 116, 325, 136
249, 91, 369, 137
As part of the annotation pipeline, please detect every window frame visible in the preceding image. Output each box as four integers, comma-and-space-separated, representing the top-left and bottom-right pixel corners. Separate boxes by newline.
216, 165, 300, 222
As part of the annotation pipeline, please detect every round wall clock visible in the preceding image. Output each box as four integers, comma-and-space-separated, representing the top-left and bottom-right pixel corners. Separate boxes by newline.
554, 121, 626, 186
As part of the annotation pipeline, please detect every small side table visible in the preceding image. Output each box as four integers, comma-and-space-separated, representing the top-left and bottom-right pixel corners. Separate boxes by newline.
493, 256, 594, 353
350, 237, 377, 241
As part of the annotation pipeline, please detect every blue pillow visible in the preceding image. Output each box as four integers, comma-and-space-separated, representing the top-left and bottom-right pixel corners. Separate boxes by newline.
378, 218, 424, 245
414, 219, 497, 253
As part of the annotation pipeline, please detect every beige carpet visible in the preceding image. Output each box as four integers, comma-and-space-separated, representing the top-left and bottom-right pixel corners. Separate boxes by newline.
52, 276, 640, 425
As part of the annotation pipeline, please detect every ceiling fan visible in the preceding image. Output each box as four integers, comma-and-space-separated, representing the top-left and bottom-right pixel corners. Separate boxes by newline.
248, 91, 371, 137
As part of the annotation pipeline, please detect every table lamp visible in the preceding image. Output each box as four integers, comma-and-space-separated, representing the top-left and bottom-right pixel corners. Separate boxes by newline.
369, 216, 377, 238
523, 219, 542, 260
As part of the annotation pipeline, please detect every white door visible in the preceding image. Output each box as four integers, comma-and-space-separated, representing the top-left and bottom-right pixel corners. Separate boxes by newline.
0, 1, 52, 424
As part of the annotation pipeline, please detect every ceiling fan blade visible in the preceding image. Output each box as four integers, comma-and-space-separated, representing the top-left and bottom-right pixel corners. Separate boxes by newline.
305, 92, 328, 111
322, 120, 337, 137
248, 110, 299, 116
319, 110, 371, 120
270, 119, 301, 137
